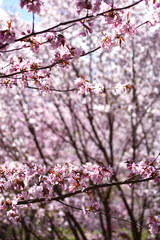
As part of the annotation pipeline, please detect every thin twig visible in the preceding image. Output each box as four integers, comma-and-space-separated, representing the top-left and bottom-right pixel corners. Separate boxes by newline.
58, 200, 147, 229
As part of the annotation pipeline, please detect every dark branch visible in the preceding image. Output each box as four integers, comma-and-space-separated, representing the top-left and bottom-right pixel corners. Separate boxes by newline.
17, 176, 154, 205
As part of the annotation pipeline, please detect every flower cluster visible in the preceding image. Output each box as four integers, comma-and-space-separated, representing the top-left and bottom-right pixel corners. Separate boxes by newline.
100, 13, 136, 50
76, 0, 92, 14
0, 56, 51, 92
93, 0, 102, 13
74, 76, 105, 94
117, 13, 136, 37
51, 46, 85, 69
0, 200, 20, 222
20, 0, 44, 14
66, 45, 85, 59
22, 36, 42, 52
0, 21, 16, 49
126, 157, 160, 182
66, 162, 113, 192
46, 33, 65, 50
112, 83, 134, 95
151, 1, 160, 24
0, 45, 85, 90
102, 8, 124, 27
0, 161, 113, 221
82, 201, 101, 215
100, 33, 116, 51
51, 51, 70, 69
147, 216, 160, 236
76, 0, 113, 14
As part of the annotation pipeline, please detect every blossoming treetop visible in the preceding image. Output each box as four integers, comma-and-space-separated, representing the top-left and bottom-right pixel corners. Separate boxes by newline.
0, 0, 160, 239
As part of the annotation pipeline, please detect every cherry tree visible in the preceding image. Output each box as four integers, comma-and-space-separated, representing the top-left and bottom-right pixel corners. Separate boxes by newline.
0, 0, 160, 239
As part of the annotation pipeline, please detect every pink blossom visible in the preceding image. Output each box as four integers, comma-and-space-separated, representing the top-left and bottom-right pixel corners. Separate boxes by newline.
93, 0, 102, 13
82, 201, 100, 215
126, 157, 159, 182
112, 83, 128, 95
7, 209, 20, 222
20, 0, 44, 14
68, 47, 85, 59
0, 22, 16, 48
147, 216, 160, 236
100, 33, 116, 51
117, 22, 137, 37
151, 7, 160, 24
74, 76, 104, 95
102, 10, 123, 27
76, 0, 92, 14
46, 33, 65, 49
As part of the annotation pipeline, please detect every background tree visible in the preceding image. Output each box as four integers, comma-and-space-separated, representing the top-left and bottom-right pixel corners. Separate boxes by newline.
0, 0, 160, 239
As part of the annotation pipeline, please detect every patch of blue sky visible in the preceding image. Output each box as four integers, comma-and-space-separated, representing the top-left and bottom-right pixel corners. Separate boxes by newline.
1, 0, 40, 23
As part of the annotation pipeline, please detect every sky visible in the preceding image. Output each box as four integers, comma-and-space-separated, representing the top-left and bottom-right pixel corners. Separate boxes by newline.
0, 0, 40, 22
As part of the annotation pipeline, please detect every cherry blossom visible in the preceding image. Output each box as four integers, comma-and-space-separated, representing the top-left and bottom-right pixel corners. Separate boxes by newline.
0, 0, 160, 238
0, 21, 15, 49
74, 76, 105, 94
20, 0, 44, 14
147, 216, 160, 236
